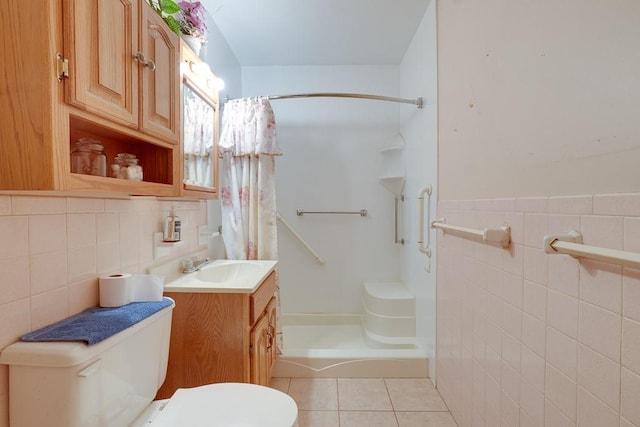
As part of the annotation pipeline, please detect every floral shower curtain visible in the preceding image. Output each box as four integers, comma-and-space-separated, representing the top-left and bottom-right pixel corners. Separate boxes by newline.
219, 97, 283, 351
219, 97, 281, 259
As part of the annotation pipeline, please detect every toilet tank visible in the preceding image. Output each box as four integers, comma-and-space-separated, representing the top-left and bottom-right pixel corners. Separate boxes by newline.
0, 299, 174, 427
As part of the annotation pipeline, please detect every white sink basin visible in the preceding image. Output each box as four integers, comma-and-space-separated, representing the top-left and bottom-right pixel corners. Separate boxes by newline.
164, 259, 278, 293
196, 261, 264, 283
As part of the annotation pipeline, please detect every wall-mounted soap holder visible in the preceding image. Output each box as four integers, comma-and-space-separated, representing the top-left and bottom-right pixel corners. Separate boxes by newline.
153, 232, 184, 260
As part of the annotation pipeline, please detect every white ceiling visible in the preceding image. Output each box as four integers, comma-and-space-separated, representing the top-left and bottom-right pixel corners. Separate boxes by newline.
202, 0, 429, 66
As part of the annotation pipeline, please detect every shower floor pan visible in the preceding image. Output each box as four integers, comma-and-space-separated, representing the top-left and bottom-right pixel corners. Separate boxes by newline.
272, 314, 429, 378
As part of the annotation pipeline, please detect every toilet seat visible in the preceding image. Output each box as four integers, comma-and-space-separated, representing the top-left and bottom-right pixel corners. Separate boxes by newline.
131, 383, 298, 427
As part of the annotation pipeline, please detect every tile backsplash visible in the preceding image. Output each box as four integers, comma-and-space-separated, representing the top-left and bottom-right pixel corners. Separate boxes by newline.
436, 193, 640, 427
0, 194, 209, 427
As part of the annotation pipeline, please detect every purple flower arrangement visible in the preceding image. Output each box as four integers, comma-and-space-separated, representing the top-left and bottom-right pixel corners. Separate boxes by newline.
178, 1, 208, 41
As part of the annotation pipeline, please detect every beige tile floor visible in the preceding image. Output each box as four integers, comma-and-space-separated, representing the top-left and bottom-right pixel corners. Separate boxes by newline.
270, 377, 458, 427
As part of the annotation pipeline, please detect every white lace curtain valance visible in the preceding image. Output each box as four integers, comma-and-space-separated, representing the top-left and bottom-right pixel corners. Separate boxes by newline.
219, 97, 282, 157
183, 85, 215, 156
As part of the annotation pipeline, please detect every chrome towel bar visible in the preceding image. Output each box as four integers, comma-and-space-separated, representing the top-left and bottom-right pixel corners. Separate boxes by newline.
296, 209, 367, 217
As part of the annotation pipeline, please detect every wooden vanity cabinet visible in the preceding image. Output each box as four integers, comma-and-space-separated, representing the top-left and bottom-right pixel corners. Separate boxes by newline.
250, 298, 277, 385
157, 270, 278, 399
0, 0, 180, 196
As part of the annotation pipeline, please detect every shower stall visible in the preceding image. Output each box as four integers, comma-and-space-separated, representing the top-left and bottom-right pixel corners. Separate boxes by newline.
270, 112, 434, 377
207, 1, 438, 380
238, 57, 438, 378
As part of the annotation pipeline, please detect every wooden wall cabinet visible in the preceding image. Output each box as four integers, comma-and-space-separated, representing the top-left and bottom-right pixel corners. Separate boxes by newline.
157, 271, 278, 399
65, 0, 180, 143
0, 0, 180, 196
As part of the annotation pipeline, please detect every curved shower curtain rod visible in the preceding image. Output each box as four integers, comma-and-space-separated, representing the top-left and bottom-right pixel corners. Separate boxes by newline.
223, 92, 424, 109
267, 92, 423, 109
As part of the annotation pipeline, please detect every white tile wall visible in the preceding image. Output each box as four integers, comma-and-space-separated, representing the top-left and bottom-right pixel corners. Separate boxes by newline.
437, 192, 640, 427
0, 195, 209, 427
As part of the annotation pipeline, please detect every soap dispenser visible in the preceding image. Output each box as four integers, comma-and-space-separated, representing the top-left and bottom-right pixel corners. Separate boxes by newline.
163, 206, 181, 242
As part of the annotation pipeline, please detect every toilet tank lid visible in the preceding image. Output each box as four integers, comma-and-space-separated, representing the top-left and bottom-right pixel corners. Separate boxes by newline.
0, 301, 174, 368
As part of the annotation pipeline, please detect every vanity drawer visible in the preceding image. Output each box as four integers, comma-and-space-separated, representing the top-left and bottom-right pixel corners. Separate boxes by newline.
250, 271, 277, 324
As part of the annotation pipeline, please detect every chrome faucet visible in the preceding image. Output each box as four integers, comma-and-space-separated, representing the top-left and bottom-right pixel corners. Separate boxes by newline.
181, 256, 212, 273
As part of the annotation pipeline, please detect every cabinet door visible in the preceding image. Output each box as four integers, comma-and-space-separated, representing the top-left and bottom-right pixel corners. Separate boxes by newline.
139, 2, 180, 143
266, 299, 278, 369
65, 0, 139, 127
250, 310, 273, 386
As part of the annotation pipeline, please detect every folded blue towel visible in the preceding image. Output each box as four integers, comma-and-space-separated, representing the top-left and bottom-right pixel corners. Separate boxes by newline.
20, 298, 173, 345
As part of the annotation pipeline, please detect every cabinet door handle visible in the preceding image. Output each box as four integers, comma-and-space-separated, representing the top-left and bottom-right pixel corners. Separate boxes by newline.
133, 52, 156, 71
144, 58, 156, 72
133, 51, 146, 64
266, 330, 273, 349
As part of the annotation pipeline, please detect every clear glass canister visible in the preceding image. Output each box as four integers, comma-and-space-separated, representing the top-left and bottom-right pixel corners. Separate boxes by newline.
111, 153, 143, 181
70, 138, 107, 177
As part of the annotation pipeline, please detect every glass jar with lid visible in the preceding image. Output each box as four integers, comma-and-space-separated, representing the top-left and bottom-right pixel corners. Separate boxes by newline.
70, 138, 107, 177
111, 153, 143, 181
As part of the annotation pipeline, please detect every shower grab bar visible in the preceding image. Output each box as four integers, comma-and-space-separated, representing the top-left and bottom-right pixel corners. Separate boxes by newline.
276, 212, 326, 264
296, 209, 368, 217
431, 218, 511, 248
543, 230, 640, 269
395, 196, 405, 245
417, 186, 432, 256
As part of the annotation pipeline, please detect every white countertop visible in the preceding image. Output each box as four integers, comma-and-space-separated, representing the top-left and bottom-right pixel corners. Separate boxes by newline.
162, 259, 278, 294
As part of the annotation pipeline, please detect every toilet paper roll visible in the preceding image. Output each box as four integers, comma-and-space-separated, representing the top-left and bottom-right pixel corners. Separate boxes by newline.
99, 273, 164, 307
99, 274, 132, 307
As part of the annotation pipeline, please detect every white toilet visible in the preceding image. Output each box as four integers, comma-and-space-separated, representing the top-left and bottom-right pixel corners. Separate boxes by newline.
0, 298, 298, 427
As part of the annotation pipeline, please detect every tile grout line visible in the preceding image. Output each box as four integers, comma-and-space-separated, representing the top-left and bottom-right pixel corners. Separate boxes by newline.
383, 378, 401, 426
278, 377, 457, 426
335, 378, 341, 427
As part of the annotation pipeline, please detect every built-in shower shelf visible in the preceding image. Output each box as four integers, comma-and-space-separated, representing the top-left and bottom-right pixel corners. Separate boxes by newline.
379, 145, 406, 196
379, 176, 406, 196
